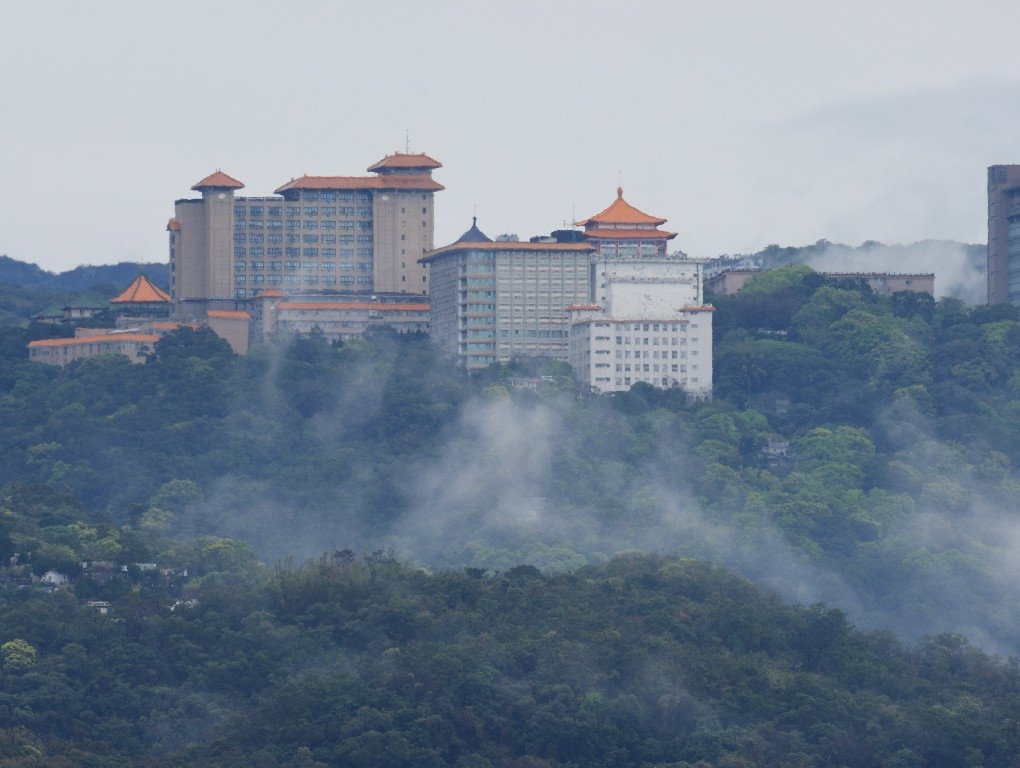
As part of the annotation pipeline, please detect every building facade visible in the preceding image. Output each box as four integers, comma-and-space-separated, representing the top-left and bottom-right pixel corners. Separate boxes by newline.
987, 164, 1020, 305
568, 189, 713, 397
168, 153, 442, 314
705, 268, 935, 297
251, 289, 429, 343
420, 220, 593, 369
29, 332, 160, 366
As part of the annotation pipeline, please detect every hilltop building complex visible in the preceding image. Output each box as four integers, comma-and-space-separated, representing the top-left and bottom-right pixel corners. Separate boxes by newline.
424, 189, 713, 396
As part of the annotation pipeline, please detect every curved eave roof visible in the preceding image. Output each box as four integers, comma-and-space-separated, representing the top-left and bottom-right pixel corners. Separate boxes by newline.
367, 152, 442, 172
420, 240, 593, 264
576, 189, 667, 226
191, 170, 244, 191
274, 175, 444, 193
110, 275, 171, 304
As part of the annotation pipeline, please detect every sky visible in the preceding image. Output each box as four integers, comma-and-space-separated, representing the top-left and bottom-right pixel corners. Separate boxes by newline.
2, 0, 1020, 272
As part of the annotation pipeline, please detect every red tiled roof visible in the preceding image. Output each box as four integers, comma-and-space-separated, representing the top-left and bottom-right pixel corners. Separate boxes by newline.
577, 187, 667, 227
191, 170, 244, 191
29, 333, 160, 348
420, 240, 593, 263
585, 228, 677, 240
566, 304, 603, 311
277, 302, 429, 312
274, 175, 444, 193
207, 310, 251, 320
367, 152, 442, 172
110, 275, 171, 304
259, 288, 285, 298
166, 218, 181, 232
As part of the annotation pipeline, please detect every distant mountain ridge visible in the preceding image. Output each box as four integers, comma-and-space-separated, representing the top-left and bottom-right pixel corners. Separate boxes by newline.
0, 255, 169, 293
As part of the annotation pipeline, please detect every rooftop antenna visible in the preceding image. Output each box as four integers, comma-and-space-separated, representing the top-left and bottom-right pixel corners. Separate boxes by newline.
405, 129, 411, 153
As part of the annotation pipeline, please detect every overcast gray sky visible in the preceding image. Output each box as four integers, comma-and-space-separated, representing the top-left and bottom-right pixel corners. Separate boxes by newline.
2, 0, 1020, 272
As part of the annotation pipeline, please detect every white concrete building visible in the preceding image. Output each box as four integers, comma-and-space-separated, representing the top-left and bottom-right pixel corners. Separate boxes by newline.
567, 189, 713, 397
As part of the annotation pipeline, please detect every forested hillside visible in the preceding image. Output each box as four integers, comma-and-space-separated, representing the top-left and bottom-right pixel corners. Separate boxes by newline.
1, 268, 1020, 765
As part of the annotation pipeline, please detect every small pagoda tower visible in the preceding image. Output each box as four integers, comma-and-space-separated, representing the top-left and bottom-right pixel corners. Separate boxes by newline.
576, 187, 677, 259
109, 274, 172, 317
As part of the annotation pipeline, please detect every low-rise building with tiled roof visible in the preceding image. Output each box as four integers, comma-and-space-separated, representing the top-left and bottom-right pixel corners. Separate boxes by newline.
28, 332, 159, 367
252, 291, 428, 344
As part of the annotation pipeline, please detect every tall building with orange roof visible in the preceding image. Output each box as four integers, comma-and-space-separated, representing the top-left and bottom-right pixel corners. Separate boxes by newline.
567, 189, 713, 397
168, 153, 442, 315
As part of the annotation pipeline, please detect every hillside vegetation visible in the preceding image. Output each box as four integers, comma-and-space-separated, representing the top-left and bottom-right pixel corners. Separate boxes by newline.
0, 268, 1019, 764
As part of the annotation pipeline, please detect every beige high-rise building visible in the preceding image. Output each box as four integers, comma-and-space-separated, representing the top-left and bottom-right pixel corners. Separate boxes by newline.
168, 153, 442, 315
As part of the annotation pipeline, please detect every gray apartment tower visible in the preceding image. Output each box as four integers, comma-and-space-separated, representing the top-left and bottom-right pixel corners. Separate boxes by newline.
987, 164, 1020, 305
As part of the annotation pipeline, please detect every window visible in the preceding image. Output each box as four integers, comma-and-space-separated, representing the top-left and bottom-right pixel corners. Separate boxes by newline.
302, 234, 319, 243
322, 234, 337, 243
322, 207, 336, 216
234, 247, 246, 257
234, 220, 246, 229
268, 220, 282, 230
303, 248, 318, 257
321, 220, 337, 229
356, 207, 372, 217
268, 248, 282, 257
303, 221, 319, 230
234, 260, 246, 270
234, 233, 246, 243
285, 207, 300, 216
268, 206, 281, 216
287, 234, 300, 244
303, 207, 318, 216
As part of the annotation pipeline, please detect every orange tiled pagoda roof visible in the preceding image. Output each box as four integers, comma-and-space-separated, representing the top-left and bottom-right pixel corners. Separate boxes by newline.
191, 170, 244, 191
110, 274, 171, 304
166, 218, 181, 232
576, 187, 668, 227
367, 152, 442, 172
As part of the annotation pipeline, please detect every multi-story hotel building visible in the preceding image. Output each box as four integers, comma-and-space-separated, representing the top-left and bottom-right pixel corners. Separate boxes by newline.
168, 153, 442, 315
420, 220, 593, 369
987, 164, 1020, 304
567, 189, 713, 397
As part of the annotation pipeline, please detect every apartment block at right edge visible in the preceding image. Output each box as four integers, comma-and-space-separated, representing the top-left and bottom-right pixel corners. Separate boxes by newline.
567, 188, 713, 398
987, 164, 1020, 305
